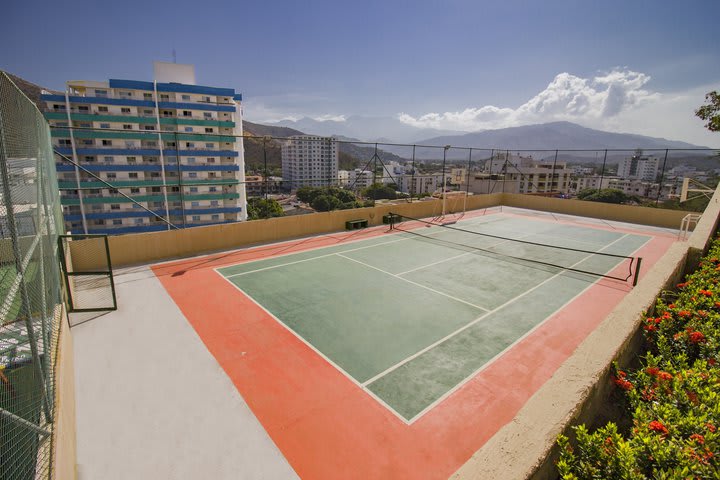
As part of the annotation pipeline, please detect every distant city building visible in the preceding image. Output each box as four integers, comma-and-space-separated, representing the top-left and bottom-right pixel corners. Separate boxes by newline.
42, 62, 246, 234
607, 179, 656, 198
570, 166, 594, 176
575, 176, 617, 192
482, 154, 570, 194
450, 168, 467, 185
346, 169, 374, 190
337, 170, 349, 187
281, 135, 338, 190
245, 175, 282, 197
617, 153, 659, 182
464, 173, 519, 195
395, 174, 442, 195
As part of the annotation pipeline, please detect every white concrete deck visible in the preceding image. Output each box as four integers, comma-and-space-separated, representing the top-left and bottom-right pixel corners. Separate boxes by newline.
71, 266, 298, 480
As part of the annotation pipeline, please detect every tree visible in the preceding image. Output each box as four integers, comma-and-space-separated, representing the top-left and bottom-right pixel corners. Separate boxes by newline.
695, 91, 720, 132
577, 188, 630, 204
311, 194, 342, 212
362, 183, 397, 200
296, 186, 322, 204
247, 197, 284, 220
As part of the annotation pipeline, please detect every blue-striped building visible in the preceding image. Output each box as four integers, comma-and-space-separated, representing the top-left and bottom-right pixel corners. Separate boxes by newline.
42, 64, 246, 234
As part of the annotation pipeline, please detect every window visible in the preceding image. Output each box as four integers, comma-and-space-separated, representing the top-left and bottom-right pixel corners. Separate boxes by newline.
162, 110, 173, 117
205, 143, 214, 149
77, 106, 89, 114
121, 108, 131, 114
181, 95, 191, 101
151, 187, 161, 193
104, 156, 113, 163
205, 128, 214, 133
206, 157, 215, 163
165, 142, 175, 147
143, 93, 152, 100
127, 156, 136, 164
125, 141, 134, 148
186, 142, 194, 148
210, 200, 219, 206
102, 140, 112, 146
187, 158, 196, 164
188, 172, 197, 178
106, 173, 116, 179
160, 94, 169, 101
129, 173, 138, 178
113, 219, 122, 225
191, 201, 200, 207
209, 187, 217, 192
211, 214, 220, 220
121, 91, 132, 97
98, 106, 108, 112
182, 111, 191, 117
189, 187, 198, 193
82, 139, 94, 146
203, 112, 212, 119
53, 104, 65, 111
192, 216, 201, 222
130, 188, 140, 194
143, 125, 155, 130
134, 218, 144, 225
58, 139, 71, 146
184, 127, 193, 132
95, 90, 108, 97
123, 124, 133, 130
143, 109, 153, 115
110, 204, 120, 210
100, 123, 110, 129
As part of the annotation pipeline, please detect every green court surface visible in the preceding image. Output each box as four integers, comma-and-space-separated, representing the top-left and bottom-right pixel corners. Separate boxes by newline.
217, 215, 649, 422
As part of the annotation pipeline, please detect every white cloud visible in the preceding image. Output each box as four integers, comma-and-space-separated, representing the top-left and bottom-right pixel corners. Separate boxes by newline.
396, 68, 694, 136
312, 114, 347, 122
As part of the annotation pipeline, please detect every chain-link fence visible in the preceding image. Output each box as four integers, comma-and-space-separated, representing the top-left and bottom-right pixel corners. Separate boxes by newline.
0, 72, 65, 479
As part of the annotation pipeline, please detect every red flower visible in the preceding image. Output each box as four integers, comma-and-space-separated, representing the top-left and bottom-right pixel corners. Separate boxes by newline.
687, 391, 699, 405
644, 323, 657, 332
714, 301, 720, 309
678, 310, 692, 318
709, 358, 717, 366
677, 282, 689, 289
649, 420, 669, 435
707, 423, 717, 433
668, 303, 676, 309
689, 331, 706, 344
614, 376, 634, 391
690, 434, 705, 444
646, 367, 660, 376
657, 371, 673, 381
700, 290, 713, 296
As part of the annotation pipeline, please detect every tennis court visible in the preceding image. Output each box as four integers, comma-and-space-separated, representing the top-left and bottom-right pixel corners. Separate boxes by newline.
216, 212, 649, 422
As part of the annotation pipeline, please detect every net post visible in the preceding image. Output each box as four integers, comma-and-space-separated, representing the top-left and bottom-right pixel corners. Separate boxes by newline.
632, 257, 643, 287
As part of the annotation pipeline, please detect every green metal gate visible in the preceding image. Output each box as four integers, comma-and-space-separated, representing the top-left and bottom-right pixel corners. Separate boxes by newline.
58, 234, 117, 313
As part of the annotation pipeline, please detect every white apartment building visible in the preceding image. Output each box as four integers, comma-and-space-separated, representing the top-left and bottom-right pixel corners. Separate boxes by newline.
617, 154, 659, 182
395, 174, 442, 195
346, 169, 374, 190
575, 176, 617, 193
483, 154, 570, 194
281, 135, 338, 190
42, 62, 246, 235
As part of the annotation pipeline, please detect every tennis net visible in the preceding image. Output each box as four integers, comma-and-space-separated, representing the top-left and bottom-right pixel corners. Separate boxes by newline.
388, 213, 642, 285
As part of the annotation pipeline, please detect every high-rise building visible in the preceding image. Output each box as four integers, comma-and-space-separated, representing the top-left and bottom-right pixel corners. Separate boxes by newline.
617, 154, 659, 182
281, 136, 338, 190
41, 63, 246, 234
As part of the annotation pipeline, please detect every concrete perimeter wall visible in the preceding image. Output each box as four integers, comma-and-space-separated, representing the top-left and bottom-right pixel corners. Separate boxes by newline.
52, 310, 77, 480
451, 185, 720, 480
70, 194, 692, 270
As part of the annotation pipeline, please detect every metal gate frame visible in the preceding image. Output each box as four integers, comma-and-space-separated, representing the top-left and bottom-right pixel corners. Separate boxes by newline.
57, 234, 117, 313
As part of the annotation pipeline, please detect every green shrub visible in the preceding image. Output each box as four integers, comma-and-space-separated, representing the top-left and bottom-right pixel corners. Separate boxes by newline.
557, 238, 720, 479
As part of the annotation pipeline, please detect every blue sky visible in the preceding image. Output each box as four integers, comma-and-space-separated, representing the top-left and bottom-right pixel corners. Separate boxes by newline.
3, 0, 719, 145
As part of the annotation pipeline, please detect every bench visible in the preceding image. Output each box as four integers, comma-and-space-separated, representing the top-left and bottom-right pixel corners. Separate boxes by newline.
345, 219, 368, 230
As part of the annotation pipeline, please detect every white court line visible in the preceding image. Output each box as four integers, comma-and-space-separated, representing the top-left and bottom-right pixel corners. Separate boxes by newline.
335, 253, 489, 312
395, 234, 534, 276
402, 233, 650, 424
223, 226, 458, 279
362, 233, 631, 390
216, 273, 414, 425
